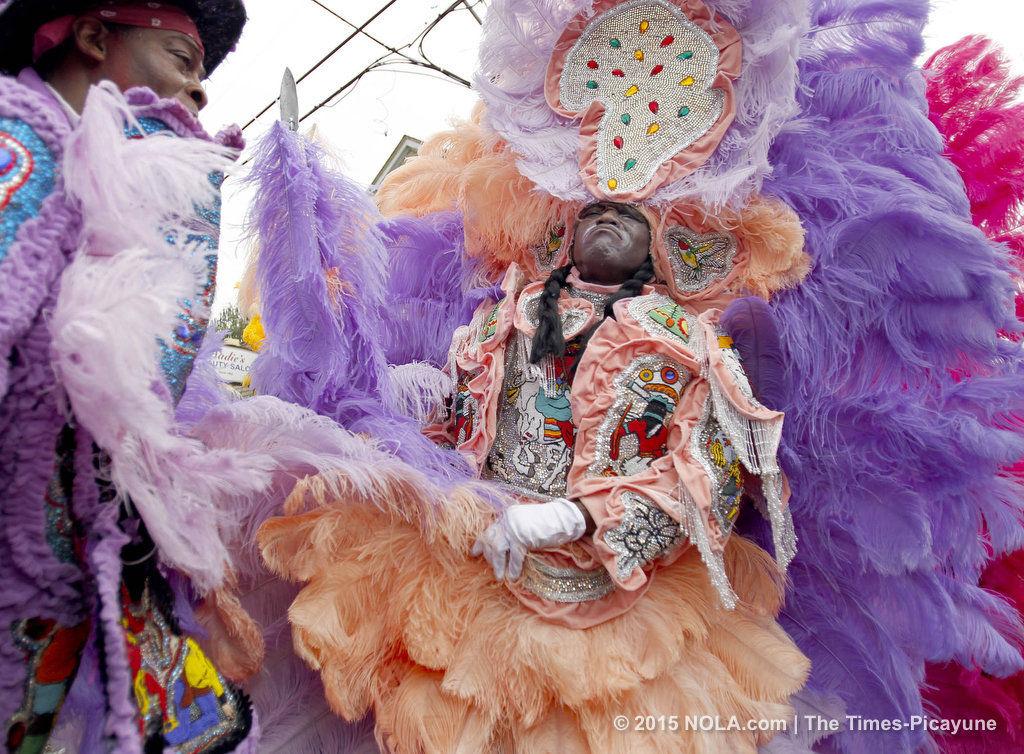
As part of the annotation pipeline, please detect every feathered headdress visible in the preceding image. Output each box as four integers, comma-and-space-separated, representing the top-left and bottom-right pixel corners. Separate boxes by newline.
380, 3, 1024, 753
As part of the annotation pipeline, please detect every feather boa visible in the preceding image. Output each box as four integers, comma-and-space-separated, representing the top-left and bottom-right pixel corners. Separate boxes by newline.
51, 82, 276, 593
920, 36, 1024, 754
244, 123, 485, 493
745, 5, 1024, 754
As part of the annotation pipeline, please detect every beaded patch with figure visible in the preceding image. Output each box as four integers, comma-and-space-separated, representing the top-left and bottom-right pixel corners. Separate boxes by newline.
547, 0, 740, 199
488, 336, 580, 497
5, 619, 90, 754
453, 368, 481, 446
664, 226, 737, 295
693, 398, 744, 534
121, 583, 251, 753
588, 355, 691, 477
0, 119, 57, 265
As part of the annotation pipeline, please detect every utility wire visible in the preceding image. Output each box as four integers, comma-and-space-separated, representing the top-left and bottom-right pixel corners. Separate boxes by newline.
307, 0, 470, 87
240, 0, 402, 131
461, 0, 484, 25
296, 2, 476, 126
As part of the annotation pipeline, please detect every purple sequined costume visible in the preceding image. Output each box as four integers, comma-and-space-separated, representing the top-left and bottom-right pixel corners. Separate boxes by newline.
0, 69, 257, 754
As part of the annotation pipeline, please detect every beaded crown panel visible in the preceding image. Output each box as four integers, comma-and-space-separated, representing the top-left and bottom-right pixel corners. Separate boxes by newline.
553, 0, 732, 198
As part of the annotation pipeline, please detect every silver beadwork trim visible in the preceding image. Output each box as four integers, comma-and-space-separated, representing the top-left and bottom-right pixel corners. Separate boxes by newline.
706, 340, 796, 570
707, 356, 783, 478
567, 285, 615, 311
521, 556, 617, 603
677, 482, 737, 610
519, 290, 592, 341
716, 326, 758, 404
763, 471, 797, 571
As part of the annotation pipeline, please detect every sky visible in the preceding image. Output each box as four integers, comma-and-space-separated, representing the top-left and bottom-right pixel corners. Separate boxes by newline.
200, 0, 1024, 315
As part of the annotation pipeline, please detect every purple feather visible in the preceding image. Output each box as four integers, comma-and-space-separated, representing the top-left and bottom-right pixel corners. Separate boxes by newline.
378, 211, 497, 368
740, 0, 1024, 751
244, 123, 477, 487
721, 297, 788, 409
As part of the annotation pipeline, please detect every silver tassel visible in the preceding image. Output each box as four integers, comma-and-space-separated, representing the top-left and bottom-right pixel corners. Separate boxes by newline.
763, 472, 797, 571
678, 483, 737, 610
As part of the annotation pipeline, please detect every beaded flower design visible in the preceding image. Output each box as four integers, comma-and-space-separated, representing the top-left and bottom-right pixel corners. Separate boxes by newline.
546, 0, 740, 200
604, 491, 684, 580
1, 120, 56, 264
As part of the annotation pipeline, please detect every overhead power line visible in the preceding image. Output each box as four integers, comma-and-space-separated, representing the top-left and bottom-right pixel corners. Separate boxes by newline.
240, 0, 402, 131
307, 0, 471, 88
297, 0, 476, 127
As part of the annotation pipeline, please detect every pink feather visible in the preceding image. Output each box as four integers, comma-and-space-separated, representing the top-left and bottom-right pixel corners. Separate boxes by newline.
923, 36, 1024, 754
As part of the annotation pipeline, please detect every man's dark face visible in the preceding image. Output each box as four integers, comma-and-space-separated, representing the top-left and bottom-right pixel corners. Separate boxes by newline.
572, 202, 652, 285
100, 26, 208, 115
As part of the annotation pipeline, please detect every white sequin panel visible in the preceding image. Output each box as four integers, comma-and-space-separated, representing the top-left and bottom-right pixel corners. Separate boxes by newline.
558, 0, 726, 195
664, 226, 737, 295
603, 491, 686, 581
588, 354, 691, 477
519, 290, 592, 341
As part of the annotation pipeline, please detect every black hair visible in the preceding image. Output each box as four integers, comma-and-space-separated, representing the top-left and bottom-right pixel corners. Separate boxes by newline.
530, 263, 574, 364
530, 255, 656, 365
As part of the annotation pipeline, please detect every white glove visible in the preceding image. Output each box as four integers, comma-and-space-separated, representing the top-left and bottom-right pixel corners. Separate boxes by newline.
471, 498, 587, 581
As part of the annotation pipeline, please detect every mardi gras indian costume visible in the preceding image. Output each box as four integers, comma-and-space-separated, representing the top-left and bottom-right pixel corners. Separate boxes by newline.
243, 1, 1024, 753
0, 2, 379, 751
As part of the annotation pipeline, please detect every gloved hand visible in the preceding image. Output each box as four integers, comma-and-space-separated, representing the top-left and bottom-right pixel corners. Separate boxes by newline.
471, 498, 587, 581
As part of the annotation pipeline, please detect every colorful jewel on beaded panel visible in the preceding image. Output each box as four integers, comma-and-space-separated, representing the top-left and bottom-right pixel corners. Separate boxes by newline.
1, 120, 56, 265
555, 1, 729, 197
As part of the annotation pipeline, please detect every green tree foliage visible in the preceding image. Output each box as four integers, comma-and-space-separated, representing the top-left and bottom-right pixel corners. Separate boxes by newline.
212, 304, 248, 341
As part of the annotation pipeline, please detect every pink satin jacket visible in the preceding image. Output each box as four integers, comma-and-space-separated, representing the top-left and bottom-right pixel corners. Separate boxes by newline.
430, 264, 794, 628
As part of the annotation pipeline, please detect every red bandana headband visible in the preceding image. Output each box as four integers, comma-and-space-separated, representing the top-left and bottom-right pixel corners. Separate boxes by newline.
32, 2, 204, 63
